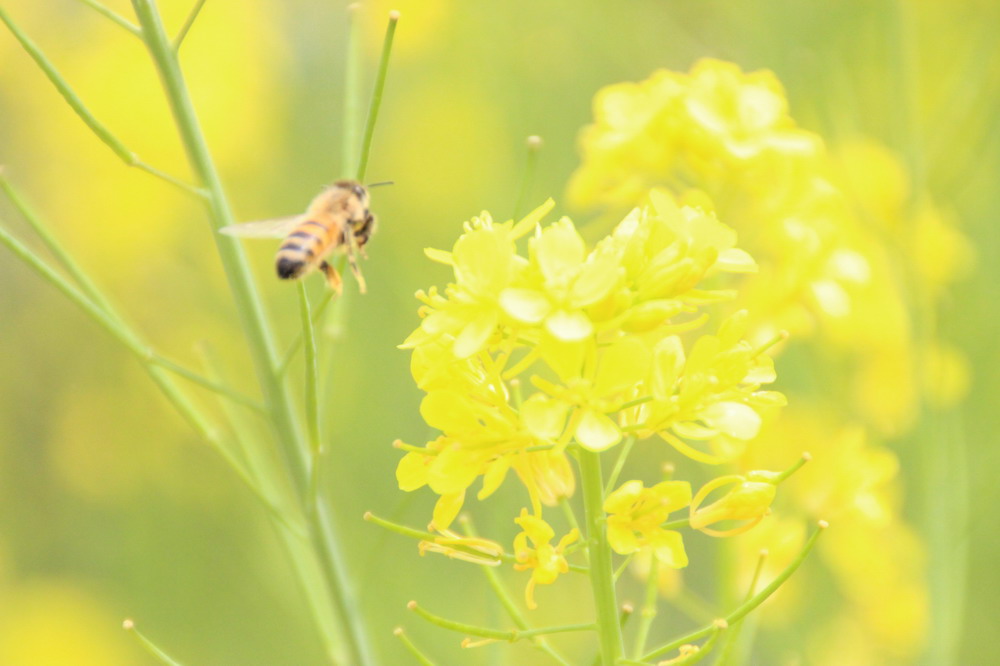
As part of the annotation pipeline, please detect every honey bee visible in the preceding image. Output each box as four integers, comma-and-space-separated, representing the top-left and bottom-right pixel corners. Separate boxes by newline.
220, 179, 379, 293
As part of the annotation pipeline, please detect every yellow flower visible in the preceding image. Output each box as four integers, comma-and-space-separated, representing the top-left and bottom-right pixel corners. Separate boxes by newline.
689, 474, 777, 536
417, 529, 505, 566
604, 480, 691, 567
500, 217, 622, 341
512, 510, 580, 609
401, 200, 555, 358
635, 311, 786, 464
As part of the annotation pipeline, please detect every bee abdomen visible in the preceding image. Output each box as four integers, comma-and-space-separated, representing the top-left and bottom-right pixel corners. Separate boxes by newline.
275, 228, 323, 279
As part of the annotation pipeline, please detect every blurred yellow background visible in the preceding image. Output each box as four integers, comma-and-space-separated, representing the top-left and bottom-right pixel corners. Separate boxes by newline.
1, 0, 997, 664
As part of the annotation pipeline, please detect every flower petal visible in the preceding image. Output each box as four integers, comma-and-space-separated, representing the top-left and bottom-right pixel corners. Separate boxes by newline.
545, 310, 593, 341
453, 310, 498, 358
575, 409, 622, 451
521, 394, 569, 440
499, 288, 551, 324
702, 401, 761, 440
594, 337, 651, 397
431, 491, 465, 530
535, 218, 585, 285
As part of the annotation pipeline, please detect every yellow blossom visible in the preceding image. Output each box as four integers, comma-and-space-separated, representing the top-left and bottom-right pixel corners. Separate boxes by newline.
417, 529, 504, 566
604, 480, 691, 567
634, 311, 786, 464
512, 510, 580, 609
689, 474, 777, 536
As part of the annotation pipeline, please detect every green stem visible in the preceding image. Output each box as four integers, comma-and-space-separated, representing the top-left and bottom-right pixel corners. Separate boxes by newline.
578, 448, 625, 665
123, 620, 185, 666
0, 221, 224, 446
394, 628, 438, 666
0, 174, 249, 409
130, 2, 374, 663
341, 3, 363, 176
408, 601, 594, 641
612, 554, 633, 582
604, 436, 635, 496
631, 556, 659, 660
298, 282, 321, 456
512, 135, 542, 220
715, 549, 767, 666
278, 287, 336, 376
460, 515, 572, 665
172, 0, 207, 52
76, 0, 142, 35
641, 522, 826, 662
0, 8, 200, 195
356, 11, 399, 181
149, 353, 264, 412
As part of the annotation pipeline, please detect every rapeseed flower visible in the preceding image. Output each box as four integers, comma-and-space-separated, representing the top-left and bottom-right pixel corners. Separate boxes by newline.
512, 509, 580, 609
396, 186, 794, 610
604, 480, 691, 567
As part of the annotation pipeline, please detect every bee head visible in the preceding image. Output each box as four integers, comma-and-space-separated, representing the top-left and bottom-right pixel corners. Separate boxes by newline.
330, 179, 368, 203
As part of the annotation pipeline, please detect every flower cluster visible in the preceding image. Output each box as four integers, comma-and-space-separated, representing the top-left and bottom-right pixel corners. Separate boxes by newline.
396, 190, 794, 605
568, 58, 957, 661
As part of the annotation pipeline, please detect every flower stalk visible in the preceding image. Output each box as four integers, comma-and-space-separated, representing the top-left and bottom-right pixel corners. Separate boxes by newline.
578, 448, 625, 665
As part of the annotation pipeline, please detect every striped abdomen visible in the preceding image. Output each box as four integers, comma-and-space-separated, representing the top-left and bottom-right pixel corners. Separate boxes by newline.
275, 219, 339, 279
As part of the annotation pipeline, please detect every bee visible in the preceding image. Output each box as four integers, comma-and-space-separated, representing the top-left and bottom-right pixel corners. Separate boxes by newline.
220, 179, 379, 293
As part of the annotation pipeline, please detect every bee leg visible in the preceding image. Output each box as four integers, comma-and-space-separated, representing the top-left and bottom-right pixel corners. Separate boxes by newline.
345, 229, 368, 294
347, 250, 367, 294
319, 261, 343, 295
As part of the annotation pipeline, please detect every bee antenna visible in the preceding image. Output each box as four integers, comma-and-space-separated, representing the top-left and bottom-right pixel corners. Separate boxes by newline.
367, 180, 395, 188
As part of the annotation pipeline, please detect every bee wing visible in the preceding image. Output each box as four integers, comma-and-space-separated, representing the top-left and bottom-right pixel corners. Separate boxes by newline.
219, 215, 304, 238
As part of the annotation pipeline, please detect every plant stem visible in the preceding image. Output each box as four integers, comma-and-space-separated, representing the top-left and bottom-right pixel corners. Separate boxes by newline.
631, 556, 659, 660
408, 601, 594, 641
356, 11, 399, 182
0, 8, 200, 195
297, 282, 321, 456
577, 448, 625, 665
394, 628, 438, 666
130, 1, 374, 662
122, 620, 184, 666
641, 522, 826, 662
77, 0, 142, 35
341, 3, 363, 176
513, 135, 542, 220
172, 0, 208, 52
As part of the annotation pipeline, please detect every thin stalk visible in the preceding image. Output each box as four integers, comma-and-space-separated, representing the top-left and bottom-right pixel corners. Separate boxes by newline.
76, 0, 142, 36
150, 353, 264, 412
0, 169, 254, 411
408, 601, 594, 642
130, 2, 374, 663
298, 282, 321, 456
631, 556, 659, 660
559, 496, 581, 537
341, 3, 363, 176
612, 554, 633, 582
460, 515, 572, 666
641, 522, 826, 662
394, 628, 438, 666
512, 135, 543, 219
278, 286, 335, 376
1, 174, 261, 412
355, 11, 399, 181
604, 436, 635, 496
122, 620, 184, 666
0, 8, 200, 196
0, 171, 114, 310
0, 221, 224, 447
173, 0, 208, 52
715, 550, 768, 666
578, 448, 625, 665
